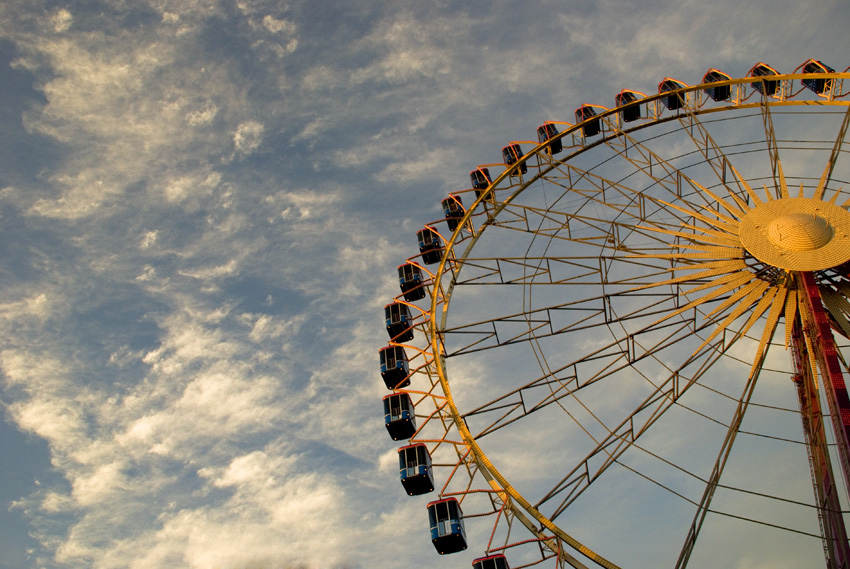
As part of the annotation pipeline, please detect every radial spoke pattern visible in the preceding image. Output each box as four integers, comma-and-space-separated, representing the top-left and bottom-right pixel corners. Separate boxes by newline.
383, 69, 850, 569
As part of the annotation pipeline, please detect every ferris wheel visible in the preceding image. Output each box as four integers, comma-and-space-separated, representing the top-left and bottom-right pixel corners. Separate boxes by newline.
381, 59, 850, 569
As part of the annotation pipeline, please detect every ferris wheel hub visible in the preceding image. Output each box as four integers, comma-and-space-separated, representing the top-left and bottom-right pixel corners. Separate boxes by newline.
739, 197, 850, 271
767, 213, 834, 250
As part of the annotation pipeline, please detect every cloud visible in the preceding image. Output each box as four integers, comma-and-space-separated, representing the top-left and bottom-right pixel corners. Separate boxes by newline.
0, 291, 359, 567
51, 9, 73, 32
261, 15, 296, 36
0, 1, 846, 568
233, 120, 265, 156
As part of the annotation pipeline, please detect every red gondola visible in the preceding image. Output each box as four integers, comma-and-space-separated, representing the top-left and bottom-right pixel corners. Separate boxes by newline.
502, 143, 527, 175
384, 302, 413, 342
427, 497, 467, 554
537, 123, 562, 155
472, 554, 510, 569
470, 168, 492, 199
417, 226, 444, 265
574, 105, 601, 137
748, 62, 780, 96
658, 78, 688, 110
800, 58, 835, 95
399, 443, 434, 495
383, 393, 416, 440
615, 89, 643, 123
701, 69, 731, 102
379, 344, 409, 389
442, 195, 465, 232
398, 262, 425, 302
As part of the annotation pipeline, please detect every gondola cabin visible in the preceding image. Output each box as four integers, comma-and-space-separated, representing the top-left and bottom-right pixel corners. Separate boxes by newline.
574, 105, 601, 137
399, 443, 434, 495
417, 227, 444, 265
473, 554, 510, 569
501, 144, 527, 175
398, 262, 425, 302
658, 78, 687, 110
442, 195, 466, 232
701, 69, 731, 102
379, 345, 409, 389
470, 168, 492, 198
801, 59, 835, 95
749, 62, 780, 96
537, 123, 563, 155
615, 90, 643, 123
383, 393, 416, 440
427, 497, 467, 554
385, 302, 414, 342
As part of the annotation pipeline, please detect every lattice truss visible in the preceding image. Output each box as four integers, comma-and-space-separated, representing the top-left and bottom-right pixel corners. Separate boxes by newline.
384, 70, 850, 569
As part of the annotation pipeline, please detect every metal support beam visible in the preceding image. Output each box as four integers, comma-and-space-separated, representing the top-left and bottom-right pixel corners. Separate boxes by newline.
799, 271, 850, 496
791, 312, 850, 569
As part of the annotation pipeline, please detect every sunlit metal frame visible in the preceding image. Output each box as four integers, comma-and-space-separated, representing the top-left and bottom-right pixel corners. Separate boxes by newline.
387, 69, 850, 569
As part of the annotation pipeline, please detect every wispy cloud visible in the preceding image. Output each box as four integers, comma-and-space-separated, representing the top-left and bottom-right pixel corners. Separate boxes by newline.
0, 0, 847, 567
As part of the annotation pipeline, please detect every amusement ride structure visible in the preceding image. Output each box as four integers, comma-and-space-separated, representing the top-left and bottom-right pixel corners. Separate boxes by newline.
380, 60, 850, 569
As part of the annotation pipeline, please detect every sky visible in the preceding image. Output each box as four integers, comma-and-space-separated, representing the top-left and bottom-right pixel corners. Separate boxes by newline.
0, 1, 848, 568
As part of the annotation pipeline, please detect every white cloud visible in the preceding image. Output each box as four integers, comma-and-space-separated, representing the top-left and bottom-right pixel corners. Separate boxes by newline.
0, 292, 52, 321
52, 9, 73, 33
233, 120, 265, 156
185, 102, 218, 126
355, 14, 454, 85
0, 1, 846, 568
262, 15, 296, 35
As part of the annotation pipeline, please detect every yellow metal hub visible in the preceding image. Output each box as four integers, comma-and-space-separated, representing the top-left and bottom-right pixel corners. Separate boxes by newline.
739, 197, 850, 271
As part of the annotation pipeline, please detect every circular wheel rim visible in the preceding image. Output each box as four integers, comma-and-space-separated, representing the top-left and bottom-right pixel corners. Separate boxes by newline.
394, 70, 850, 568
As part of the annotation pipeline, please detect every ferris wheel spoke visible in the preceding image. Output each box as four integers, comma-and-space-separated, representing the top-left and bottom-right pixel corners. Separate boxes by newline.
454, 255, 684, 288
814, 104, 850, 201
675, 338, 771, 568
601, 126, 718, 210
462, 305, 738, 440
759, 97, 783, 194
536, 333, 740, 521
676, 106, 765, 205
487, 207, 712, 254
454, 256, 601, 286
491, 163, 726, 242
527, 163, 648, 222
528, 162, 711, 231
442, 286, 694, 357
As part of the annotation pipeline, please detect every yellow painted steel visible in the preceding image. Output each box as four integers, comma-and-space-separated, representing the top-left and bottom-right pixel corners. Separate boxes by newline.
420, 71, 850, 568
739, 197, 850, 271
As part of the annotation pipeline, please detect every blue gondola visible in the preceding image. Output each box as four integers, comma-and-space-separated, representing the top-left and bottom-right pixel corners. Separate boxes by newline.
399, 443, 434, 495
473, 554, 510, 569
615, 90, 643, 123
702, 69, 731, 102
470, 168, 492, 199
442, 195, 466, 232
658, 78, 687, 110
537, 123, 562, 155
398, 262, 425, 302
749, 62, 780, 96
385, 302, 414, 342
383, 393, 416, 440
417, 226, 444, 265
427, 497, 467, 554
501, 144, 527, 175
380, 345, 409, 389
574, 105, 601, 137
801, 59, 835, 95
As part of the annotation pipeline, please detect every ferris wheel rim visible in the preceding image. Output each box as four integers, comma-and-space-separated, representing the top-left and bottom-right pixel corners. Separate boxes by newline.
423, 71, 850, 568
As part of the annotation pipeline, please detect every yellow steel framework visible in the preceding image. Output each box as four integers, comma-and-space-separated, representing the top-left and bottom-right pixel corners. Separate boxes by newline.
386, 68, 850, 569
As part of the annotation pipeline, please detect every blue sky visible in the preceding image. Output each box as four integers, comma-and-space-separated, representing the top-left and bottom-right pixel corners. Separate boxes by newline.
0, 1, 848, 568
